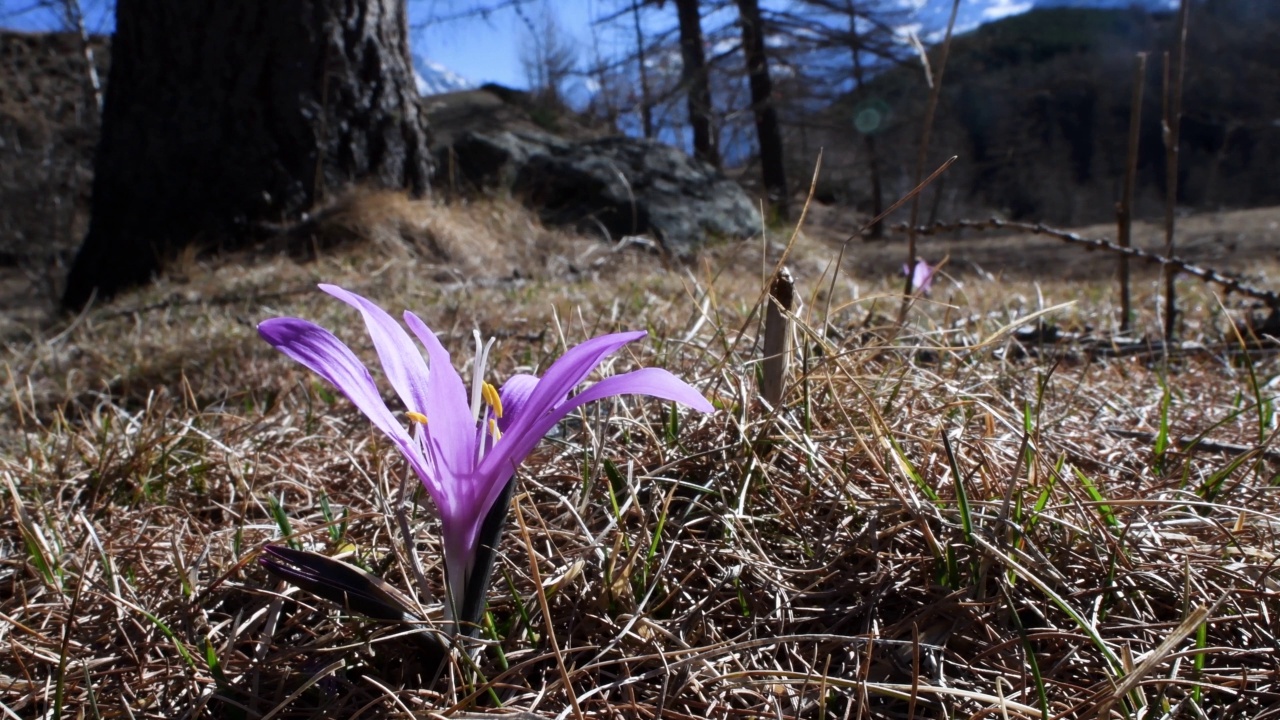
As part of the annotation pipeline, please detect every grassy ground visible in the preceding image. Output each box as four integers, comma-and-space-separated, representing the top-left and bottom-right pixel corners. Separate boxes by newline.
3, 194, 1280, 719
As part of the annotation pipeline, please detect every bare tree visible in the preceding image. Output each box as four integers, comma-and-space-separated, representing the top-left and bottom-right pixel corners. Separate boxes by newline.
849, 1, 884, 235
517, 4, 579, 107
735, 0, 788, 218
63, 0, 431, 309
630, 0, 656, 138
764, 0, 907, 223
669, 0, 720, 166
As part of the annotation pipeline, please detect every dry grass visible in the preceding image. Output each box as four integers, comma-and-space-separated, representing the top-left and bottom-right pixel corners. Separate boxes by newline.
4, 196, 1280, 719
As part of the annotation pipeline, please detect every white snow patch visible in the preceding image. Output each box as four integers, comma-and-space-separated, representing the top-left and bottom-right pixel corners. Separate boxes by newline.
981, 0, 1034, 20
412, 55, 474, 96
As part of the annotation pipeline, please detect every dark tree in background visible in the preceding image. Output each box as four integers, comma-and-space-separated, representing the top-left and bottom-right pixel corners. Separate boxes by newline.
734, 0, 788, 219
63, 0, 432, 310
629, 0, 656, 139
671, 0, 720, 167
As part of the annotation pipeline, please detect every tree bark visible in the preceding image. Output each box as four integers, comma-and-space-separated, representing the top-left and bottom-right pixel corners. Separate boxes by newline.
673, 0, 719, 167
735, 0, 788, 219
63, 0, 431, 310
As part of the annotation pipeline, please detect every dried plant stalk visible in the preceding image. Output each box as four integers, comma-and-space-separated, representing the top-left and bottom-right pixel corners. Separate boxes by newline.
761, 266, 794, 408
900, 0, 961, 324
1117, 52, 1147, 333
1162, 0, 1192, 339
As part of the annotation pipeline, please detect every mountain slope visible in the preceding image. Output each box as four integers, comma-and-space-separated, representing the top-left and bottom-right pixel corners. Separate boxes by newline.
412, 54, 473, 96
811, 2, 1280, 225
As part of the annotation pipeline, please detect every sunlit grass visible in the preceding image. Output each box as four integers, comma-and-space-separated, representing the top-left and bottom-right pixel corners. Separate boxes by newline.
3, 197, 1280, 717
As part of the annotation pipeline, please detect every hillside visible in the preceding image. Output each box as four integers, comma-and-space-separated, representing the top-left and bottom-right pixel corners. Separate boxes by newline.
808, 2, 1280, 226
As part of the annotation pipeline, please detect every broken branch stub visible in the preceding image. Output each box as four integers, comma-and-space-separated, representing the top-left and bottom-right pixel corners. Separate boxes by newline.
761, 266, 794, 408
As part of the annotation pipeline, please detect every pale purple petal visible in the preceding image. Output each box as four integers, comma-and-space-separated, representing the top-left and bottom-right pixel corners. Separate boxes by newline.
562, 368, 715, 415
258, 318, 407, 443
521, 331, 648, 416
320, 284, 430, 415
497, 374, 538, 434
402, 312, 477, 485
258, 318, 435, 487
477, 367, 712, 514
496, 331, 647, 454
905, 260, 936, 294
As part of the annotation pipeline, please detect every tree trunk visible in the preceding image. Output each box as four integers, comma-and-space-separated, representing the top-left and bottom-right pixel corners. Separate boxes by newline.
734, 0, 788, 219
848, 0, 884, 238
63, 0, 431, 310
630, 0, 655, 139
674, 0, 719, 167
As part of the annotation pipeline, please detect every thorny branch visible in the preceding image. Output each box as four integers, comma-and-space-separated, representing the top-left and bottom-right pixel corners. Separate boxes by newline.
895, 217, 1280, 308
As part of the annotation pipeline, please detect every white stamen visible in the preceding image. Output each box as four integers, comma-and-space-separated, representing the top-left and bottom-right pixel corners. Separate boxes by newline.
469, 329, 484, 421
476, 406, 491, 464
468, 329, 497, 424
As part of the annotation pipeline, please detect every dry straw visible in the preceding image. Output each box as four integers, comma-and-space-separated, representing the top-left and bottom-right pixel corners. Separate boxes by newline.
2, 194, 1280, 718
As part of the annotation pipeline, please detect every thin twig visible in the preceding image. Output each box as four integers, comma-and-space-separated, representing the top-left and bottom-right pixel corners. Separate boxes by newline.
1161, 0, 1192, 339
514, 493, 583, 720
896, 217, 1280, 307
1117, 52, 1147, 333
900, 0, 961, 324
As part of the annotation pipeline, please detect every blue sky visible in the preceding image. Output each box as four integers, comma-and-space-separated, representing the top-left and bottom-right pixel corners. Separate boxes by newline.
2, 0, 1175, 89
406, 0, 1175, 87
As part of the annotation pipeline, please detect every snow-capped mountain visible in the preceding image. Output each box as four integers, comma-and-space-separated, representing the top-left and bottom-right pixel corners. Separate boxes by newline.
412, 54, 473, 96
904, 0, 1177, 38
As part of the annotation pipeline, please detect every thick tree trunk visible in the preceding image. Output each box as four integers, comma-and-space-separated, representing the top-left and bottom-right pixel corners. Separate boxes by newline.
735, 0, 788, 219
674, 0, 719, 167
63, 0, 431, 309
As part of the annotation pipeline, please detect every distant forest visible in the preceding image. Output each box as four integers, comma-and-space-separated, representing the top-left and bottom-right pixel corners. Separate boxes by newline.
797, 2, 1280, 225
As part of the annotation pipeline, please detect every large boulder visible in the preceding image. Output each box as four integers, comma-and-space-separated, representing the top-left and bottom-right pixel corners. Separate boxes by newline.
426, 89, 758, 255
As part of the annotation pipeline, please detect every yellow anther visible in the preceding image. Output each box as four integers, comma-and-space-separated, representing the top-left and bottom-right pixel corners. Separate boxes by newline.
481, 381, 503, 418
405, 411, 429, 425
488, 417, 502, 440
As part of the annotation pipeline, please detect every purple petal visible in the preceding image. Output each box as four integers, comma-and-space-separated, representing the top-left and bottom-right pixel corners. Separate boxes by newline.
497, 374, 538, 434
259, 318, 436, 483
258, 318, 407, 442
910, 260, 937, 294
320, 284, 430, 416
496, 331, 647, 455
402, 312, 477, 488
478, 367, 712, 515
562, 367, 715, 415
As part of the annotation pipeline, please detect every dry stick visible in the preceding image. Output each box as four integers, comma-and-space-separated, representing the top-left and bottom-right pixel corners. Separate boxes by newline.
760, 267, 794, 407
898, 218, 1280, 308
1117, 52, 1147, 334
704, 153, 821, 401
899, 0, 962, 324
1104, 427, 1280, 464
1161, 0, 1192, 340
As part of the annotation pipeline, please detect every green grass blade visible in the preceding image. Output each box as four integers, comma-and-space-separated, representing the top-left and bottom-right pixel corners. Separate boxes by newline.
268, 493, 299, 550
1072, 466, 1118, 529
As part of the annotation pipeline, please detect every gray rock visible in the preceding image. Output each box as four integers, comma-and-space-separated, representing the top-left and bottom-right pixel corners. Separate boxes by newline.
430, 95, 758, 254
513, 136, 759, 256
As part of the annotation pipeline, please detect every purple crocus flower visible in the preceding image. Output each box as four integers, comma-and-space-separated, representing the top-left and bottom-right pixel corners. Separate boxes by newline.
903, 259, 938, 295
258, 284, 713, 622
